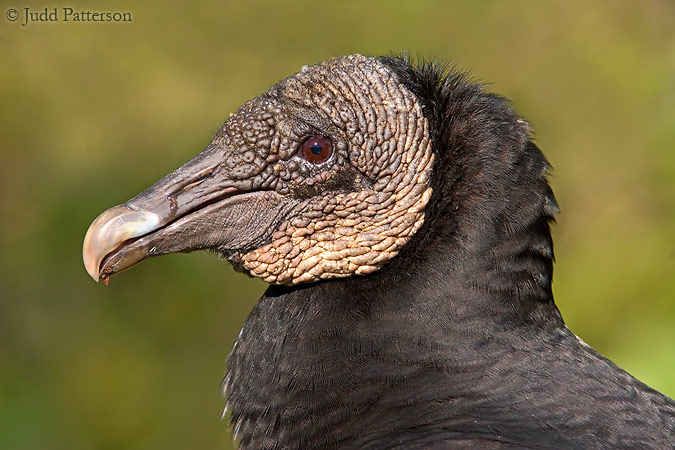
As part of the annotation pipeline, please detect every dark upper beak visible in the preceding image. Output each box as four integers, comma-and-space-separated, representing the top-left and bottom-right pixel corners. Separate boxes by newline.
83, 144, 291, 282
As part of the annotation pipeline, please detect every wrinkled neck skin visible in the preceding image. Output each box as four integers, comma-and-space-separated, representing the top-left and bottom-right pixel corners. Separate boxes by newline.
225, 62, 674, 449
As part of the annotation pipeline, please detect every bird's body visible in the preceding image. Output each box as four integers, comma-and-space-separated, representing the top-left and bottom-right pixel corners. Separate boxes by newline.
83, 55, 675, 449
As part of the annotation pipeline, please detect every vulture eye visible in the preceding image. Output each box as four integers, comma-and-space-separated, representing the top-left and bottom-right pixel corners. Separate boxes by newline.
299, 135, 333, 164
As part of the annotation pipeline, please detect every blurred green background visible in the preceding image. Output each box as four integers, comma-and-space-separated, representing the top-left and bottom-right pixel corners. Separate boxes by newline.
0, 0, 673, 448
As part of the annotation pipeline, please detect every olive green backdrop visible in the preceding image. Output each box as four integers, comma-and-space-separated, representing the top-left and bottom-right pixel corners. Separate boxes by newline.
1, 1, 673, 449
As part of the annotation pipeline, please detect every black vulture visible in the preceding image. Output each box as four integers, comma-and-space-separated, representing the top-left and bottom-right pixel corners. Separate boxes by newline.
83, 55, 674, 449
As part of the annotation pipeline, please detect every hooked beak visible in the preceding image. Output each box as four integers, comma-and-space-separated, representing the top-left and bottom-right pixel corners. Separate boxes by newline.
83, 205, 162, 282
82, 145, 297, 283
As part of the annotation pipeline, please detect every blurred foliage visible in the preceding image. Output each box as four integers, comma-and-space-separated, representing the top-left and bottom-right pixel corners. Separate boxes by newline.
0, 0, 673, 448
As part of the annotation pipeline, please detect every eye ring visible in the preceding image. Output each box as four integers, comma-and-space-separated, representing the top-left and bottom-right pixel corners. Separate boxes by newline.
299, 135, 333, 164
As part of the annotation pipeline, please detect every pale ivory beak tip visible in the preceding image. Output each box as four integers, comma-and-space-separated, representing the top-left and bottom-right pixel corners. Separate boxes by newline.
82, 205, 162, 283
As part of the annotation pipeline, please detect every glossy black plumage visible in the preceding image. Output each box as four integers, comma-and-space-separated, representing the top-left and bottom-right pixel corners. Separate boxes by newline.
224, 57, 675, 449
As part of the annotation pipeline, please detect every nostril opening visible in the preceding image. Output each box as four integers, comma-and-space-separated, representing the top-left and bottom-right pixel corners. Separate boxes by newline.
194, 171, 213, 183
176, 169, 215, 193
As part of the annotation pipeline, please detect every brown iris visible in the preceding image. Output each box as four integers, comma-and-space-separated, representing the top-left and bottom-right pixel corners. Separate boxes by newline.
300, 135, 333, 164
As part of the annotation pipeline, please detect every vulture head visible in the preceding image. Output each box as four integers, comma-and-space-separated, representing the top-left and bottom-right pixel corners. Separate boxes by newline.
83, 54, 673, 449
84, 55, 435, 285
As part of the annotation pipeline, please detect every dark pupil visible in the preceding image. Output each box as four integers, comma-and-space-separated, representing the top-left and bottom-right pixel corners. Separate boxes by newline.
311, 143, 323, 155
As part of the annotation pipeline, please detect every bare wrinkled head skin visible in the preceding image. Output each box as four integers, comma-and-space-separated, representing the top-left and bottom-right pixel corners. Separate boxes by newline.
83, 54, 434, 285
238, 56, 434, 283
